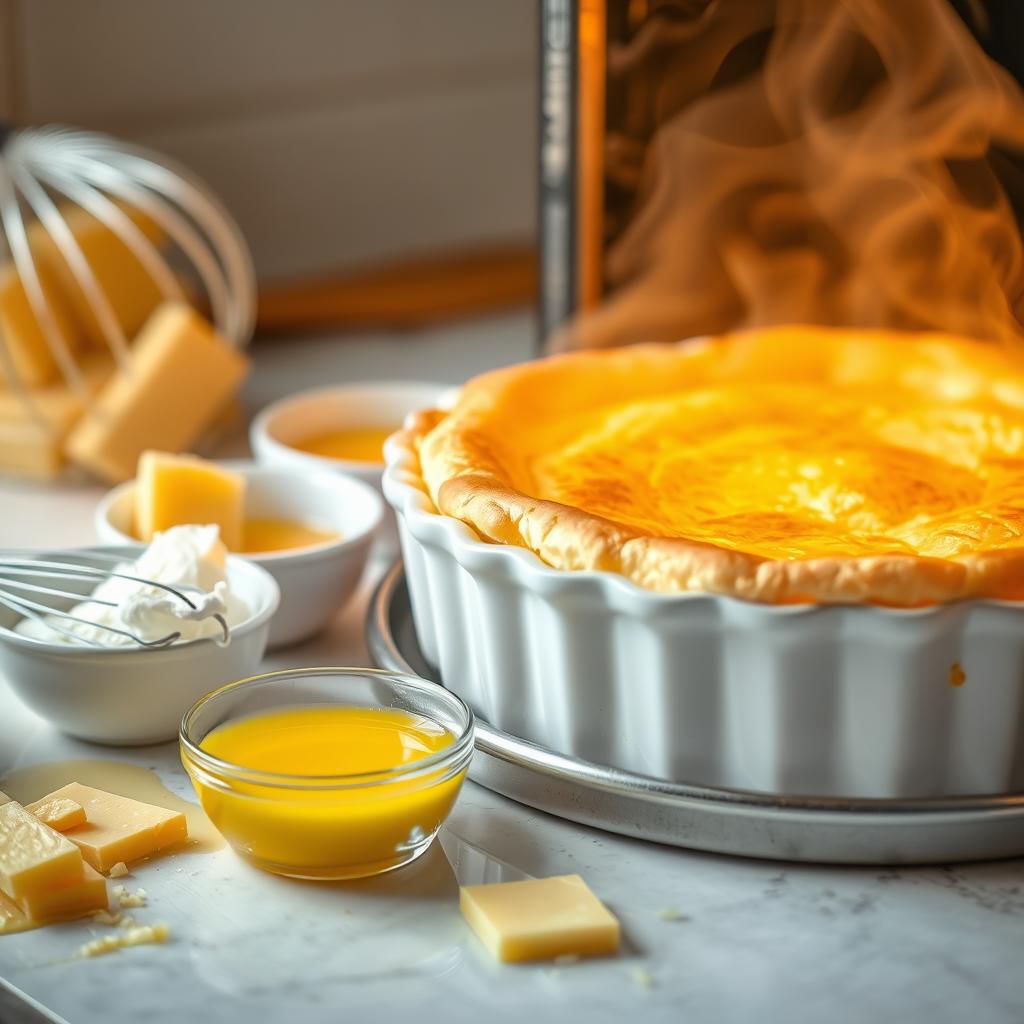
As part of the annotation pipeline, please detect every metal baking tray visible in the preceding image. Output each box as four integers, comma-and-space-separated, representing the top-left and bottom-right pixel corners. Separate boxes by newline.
366, 562, 1024, 865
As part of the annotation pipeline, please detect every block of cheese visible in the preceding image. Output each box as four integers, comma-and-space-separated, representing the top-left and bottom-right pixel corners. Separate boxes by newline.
0, 261, 81, 387
0, 801, 83, 901
0, 352, 113, 478
136, 450, 245, 550
43, 782, 188, 872
25, 795, 86, 832
17, 862, 107, 921
459, 875, 620, 963
65, 302, 249, 482
31, 205, 165, 349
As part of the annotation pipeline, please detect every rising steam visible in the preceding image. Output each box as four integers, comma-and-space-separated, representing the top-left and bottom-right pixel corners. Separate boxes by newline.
556, 0, 1024, 350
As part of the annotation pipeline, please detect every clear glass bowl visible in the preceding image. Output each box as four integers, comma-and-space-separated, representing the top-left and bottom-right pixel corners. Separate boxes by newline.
179, 667, 474, 880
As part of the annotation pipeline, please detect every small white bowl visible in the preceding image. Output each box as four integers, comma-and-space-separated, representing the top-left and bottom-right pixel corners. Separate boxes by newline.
249, 381, 453, 556
0, 546, 279, 746
95, 464, 383, 649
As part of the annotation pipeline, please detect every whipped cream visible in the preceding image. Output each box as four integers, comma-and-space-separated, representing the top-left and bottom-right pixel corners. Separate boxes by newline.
16, 525, 249, 647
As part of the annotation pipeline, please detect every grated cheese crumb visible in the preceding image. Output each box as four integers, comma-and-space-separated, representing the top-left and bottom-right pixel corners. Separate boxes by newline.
632, 968, 655, 990
79, 934, 120, 958
108, 862, 130, 878
77, 922, 170, 958
112, 885, 147, 908
657, 907, 688, 922
92, 909, 123, 926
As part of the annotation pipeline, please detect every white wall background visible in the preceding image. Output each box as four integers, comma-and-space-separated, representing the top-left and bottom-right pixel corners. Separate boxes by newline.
0, 0, 538, 282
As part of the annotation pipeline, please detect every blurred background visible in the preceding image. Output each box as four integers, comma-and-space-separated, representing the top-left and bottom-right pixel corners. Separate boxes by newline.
0, 0, 537, 290
4, 0, 1024, 491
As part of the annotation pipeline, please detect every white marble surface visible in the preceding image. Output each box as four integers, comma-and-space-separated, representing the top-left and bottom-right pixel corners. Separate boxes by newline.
0, 313, 1023, 1024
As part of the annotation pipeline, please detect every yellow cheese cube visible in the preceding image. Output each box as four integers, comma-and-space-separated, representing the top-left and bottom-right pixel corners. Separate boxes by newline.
0, 352, 113, 479
0, 262, 81, 387
31, 205, 165, 349
65, 302, 249, 482
44, 782, 188, 872
136, 450, 245, 550
25, 796, 86, 832
0, 801, 83, 901
459, 875, 620, 963
17, 862, 107, 922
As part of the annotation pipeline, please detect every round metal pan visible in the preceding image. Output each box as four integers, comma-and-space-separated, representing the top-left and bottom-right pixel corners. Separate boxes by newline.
366, 561, 1024, 865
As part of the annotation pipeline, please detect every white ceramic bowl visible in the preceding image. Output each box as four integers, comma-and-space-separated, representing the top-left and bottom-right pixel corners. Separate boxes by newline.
384, 425, 1024, 801
0, 546, 279, 746
250, 382, 453, 556
95, 464, 383, 649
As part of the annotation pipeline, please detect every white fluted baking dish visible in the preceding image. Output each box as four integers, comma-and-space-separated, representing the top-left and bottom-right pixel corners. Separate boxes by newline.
383, 428, 1024, 800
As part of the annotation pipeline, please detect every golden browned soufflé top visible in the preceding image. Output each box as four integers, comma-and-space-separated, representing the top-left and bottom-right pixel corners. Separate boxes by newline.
404, 326, 1024, 605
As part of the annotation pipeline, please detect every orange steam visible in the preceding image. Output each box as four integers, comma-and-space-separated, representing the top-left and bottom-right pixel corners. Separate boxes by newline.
555, 0, 1024, 350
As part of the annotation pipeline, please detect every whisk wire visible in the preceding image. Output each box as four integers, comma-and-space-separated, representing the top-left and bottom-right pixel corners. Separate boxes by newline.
1, 558, 199, 607
107, 142, 256, 342
0, 576, 120, 606
47, 159, 190, 297
0, 161, 87, 397
70, 153, 233, 336
0, 592, 107, 647
16, 163, 132, 371
0, 588, 182, 647
0, 556, 229, 648
0, 125, 255, 438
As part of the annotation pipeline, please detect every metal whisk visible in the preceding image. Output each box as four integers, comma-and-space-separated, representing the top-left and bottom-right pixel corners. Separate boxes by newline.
0, 553, 229, 648
0, 124, 256, 434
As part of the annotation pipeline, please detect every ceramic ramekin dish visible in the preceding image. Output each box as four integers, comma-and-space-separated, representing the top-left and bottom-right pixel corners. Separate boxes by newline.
250, 382, 453, 557
180, 667, 474, 880
0, 546, 279, 745
383, 429, 1024, 801
95, 462, 383, 649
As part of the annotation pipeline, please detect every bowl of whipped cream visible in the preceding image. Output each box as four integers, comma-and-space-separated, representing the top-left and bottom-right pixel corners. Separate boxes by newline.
0, 525, 279, 745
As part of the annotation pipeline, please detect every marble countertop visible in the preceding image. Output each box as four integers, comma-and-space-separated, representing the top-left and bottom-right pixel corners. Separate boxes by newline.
1, 313, 1022, 1024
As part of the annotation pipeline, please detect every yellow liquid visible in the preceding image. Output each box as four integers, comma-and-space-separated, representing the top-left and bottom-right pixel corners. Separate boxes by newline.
240, 517, 339, 554
186, 707, 464, 880
291, 426, 397, 464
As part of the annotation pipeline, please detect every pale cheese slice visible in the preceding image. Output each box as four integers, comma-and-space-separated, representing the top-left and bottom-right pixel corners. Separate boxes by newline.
44, 782, 187, 871
0, 801, 83, 901
459, 874, 620, 963
25, 795, 86, 832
